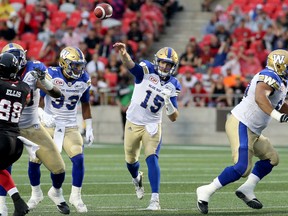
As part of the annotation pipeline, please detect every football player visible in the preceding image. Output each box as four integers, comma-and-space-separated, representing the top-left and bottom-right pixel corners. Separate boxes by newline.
0, 52, 31, 216
113, 42, 181, 210
39, 46, 94, 213
196, 49, 288, 214
1, 43, 69, 215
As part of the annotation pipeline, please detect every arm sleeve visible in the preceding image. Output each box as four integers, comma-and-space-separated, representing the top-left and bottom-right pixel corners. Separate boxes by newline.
80, 87, 91, 103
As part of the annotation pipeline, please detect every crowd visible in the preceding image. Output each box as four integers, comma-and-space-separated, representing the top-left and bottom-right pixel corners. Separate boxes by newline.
0, 0, 183, 106
177, 0, 288, 108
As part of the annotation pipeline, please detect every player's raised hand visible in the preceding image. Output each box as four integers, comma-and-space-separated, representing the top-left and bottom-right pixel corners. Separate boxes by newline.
113, 42, 127, 55
31, 67, 46, 80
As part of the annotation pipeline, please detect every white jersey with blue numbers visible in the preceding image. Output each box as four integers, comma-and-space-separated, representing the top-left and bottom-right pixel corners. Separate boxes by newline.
41, 66, 91, 127
232, 68, 288, 135
19, 60, 47, 128
127, 60, 181, 125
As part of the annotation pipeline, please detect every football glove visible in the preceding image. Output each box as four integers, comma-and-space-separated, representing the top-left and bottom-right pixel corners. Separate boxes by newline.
161, 88, 176, 115
38, 107, 56, 127
31, 67, 46, 80
85, 118, 94, 146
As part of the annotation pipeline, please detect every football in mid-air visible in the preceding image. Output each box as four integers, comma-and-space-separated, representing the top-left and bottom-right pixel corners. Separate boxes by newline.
94, 3, 113, 20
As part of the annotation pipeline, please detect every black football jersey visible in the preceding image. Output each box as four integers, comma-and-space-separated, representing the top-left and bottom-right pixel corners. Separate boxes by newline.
0, 79, 30, 134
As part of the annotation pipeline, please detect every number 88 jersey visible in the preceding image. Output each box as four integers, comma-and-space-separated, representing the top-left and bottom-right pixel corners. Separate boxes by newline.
40, 66, 91, 127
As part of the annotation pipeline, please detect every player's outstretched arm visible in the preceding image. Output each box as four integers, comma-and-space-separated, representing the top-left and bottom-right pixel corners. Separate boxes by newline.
32, 68, 62, 98
113, 42, 135, 69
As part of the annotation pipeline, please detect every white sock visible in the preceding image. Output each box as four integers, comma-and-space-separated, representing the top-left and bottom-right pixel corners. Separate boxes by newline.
7, 187, 18, 197
208, 177, 222, 191
151, 193, 159, 201
133, 173, 141, 183
0, 195, 6, 205
31, 185, 42, 193
242, 173, 260, 189
71, 185, 81, 196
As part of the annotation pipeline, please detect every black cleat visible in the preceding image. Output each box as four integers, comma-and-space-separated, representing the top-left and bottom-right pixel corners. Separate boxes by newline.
235, 191, 263, 209
56, 202, 70, 215
197, 200, 208, 214
13, 197, 29, 216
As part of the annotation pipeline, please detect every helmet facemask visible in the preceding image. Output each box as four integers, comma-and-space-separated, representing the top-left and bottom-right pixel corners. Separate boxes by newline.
153, 47, 178, 80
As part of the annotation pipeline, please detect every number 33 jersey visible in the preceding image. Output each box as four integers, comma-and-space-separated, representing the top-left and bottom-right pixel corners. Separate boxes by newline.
232, 69, 288, 135
40, 66, 91, 127
127, 60, 181, 125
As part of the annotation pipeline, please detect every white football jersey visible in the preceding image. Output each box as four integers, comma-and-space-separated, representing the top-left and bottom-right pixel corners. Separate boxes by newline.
127, 60, 181, 125
41, 66, 91, 127
19, 61, 46, 128
232, 69, 288, 135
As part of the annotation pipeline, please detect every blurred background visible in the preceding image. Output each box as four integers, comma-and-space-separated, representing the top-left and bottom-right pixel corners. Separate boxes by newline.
1, 0, 287, 145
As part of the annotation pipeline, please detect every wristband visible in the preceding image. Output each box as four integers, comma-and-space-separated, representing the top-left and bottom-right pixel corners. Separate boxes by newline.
41, 79, 54, 91
85, 118, 93, 130
270, 109, 282, 122
165, 102, 176, 116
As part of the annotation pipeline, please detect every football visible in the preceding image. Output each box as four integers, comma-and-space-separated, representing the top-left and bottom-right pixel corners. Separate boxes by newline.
94, 3, 113, 20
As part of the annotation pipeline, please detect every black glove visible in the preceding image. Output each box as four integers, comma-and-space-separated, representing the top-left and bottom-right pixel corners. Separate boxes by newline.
280, 114, 288, 122
31, 67, 46, 80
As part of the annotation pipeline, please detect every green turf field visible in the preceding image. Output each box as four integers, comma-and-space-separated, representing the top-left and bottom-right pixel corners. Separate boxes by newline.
6, 144, 288, 215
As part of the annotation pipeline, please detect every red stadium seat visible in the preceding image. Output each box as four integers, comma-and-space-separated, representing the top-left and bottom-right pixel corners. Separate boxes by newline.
9, 0, 25, 3
127, 40, 139, 55
47, 3, 59, 14
51, 17, 67, 29
25, 4, 34, 13
12, 40, 27, 50
104, 72, 118, 87
27, 46, 41, 60
51, 11, 67, 22
21, 32, 37, 43
0, 40, 8, 51
98, 56, 109, 66
67, 16, 81, 28
29, 40, 43, 50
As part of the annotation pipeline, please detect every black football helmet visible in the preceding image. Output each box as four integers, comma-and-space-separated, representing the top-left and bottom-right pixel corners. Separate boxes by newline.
0, 52, 19, 80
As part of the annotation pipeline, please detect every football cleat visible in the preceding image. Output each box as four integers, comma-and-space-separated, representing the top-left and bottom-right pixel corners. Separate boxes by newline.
146, 199, 161, 210
235, 186, 263, 209
27, 189, 44, 210
13, 197, 29, 216
0, 203, 8, 216
69, 195, 87, 213
197, 200, 208, 214
132, 172, 144, 199
48, 187, 70, 214
196, 185, 215, 214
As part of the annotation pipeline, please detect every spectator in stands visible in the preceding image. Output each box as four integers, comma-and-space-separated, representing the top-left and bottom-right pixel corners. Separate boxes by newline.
0, 0, 15, 20
212, 41, 230, 68
89, 73, 102, 106
86, 52, 106, 76
98, 34, 114, 59
239, 49, 262, 81
39, 34, 60, 66
25, 1, 47, 34
225, 13, 238, 34
177, 66, 198, 107
198, 41, 214, 73
55, 22, 68, 45
110, 0, 126, 20
127, 0, 144, 11
38, 19, 53, 44
201, 0, 211, 12
179, 43, 200, 69
214, 22, 231, 43
79, 41, 92, 62
249, 4, 264, 22
209, 74, 233, 107
231, 76, 246, 106
203, 14, 218, 35
220, 51, 241, 76
232, 17, 252, 44
84, 28, 102, 49
250, 40, 269, 68
115, 65, 134, 139
61, 25, 83, 47
214, 4, 228, 23
6, 11, 21, 35
191, 81, 209, 107
0, 20, 16, 41
106, 52, 122, 74
127, 20, 147, 56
